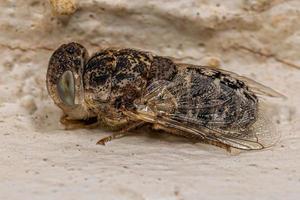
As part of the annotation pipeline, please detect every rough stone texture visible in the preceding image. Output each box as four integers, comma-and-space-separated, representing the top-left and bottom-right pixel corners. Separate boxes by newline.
0, 0, 299, 199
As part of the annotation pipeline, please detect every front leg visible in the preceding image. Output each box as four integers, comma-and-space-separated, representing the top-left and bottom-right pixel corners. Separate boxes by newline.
96, 121, 145, 145
60, 115, 99, 130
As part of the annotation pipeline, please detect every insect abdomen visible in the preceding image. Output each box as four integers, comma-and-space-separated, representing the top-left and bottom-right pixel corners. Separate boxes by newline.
170, 67, 258, 129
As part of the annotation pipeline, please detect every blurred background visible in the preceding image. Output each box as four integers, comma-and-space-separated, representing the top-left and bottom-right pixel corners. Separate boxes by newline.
0, 0, 299, 199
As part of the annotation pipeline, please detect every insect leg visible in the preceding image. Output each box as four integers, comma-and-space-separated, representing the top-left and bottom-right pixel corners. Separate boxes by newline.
124, 110, 235, 151
60, 115, 99, 130
152, 124, 204, 141
152, 124, 232, 152
96, 121, 145, 145
201, 140, 232, 152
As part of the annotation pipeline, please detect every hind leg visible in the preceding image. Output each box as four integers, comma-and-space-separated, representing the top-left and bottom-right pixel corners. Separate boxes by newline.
152, 124, 232, 152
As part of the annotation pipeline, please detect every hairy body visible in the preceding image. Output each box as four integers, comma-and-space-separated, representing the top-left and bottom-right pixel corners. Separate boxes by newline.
83, 48, 257, 129
47, 42, 281, 151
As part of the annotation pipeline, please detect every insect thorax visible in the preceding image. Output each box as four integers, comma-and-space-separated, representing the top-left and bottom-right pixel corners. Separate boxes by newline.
82, 49, 177, 116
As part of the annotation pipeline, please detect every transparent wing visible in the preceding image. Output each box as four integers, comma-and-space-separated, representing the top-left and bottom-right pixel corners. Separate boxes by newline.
123, 80, 280, 150
177, 64, 286, 99
206, 102, 280, 149
224, 73, 285, 99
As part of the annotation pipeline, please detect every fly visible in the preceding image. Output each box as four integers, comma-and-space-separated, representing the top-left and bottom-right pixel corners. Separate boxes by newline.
46, 42, 284, 151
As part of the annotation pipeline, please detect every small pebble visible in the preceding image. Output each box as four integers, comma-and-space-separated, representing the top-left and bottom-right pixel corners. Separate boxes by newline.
49, 0, 77, 15
201, 56, 221, 68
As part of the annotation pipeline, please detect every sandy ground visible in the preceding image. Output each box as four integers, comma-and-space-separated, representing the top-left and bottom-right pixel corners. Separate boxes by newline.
0, 0, 300, 199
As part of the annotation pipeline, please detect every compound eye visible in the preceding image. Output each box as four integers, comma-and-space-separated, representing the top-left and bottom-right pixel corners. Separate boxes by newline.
57, 70, 75, 106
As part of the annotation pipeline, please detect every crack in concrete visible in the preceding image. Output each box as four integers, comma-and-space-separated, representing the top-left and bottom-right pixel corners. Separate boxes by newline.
232, 44, 300, 70
0, 43, 54, 52
1, 43, 299, 70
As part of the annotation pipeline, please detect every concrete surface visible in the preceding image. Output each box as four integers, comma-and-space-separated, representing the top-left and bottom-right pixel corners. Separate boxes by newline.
0, 0, 299, 199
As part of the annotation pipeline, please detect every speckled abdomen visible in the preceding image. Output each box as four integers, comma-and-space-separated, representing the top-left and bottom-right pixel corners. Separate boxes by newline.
168, 67, 259, 129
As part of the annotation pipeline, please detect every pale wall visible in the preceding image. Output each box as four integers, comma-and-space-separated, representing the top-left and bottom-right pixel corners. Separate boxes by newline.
0, 0, 299, 199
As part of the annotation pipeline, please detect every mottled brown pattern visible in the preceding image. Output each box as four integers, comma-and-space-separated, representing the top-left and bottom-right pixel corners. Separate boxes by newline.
149, 56, 178, 81
170, 67, 258, 129
47, 42, 88, 86
82, 48, 154, 113
47, 42, 280, 150
46, 42, 88, 116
